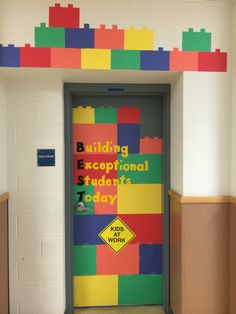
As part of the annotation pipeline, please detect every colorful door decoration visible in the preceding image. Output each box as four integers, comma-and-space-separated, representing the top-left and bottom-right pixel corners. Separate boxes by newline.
73, 105, 163, 307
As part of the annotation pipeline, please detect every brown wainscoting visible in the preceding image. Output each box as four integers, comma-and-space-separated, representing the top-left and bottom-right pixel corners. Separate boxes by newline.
0, 193, 9, 314
230, 202, 236, 314
169, 190, 233, 314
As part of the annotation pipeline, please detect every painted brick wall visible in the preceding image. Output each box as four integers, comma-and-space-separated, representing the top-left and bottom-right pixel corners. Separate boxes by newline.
6, 78, 65, 314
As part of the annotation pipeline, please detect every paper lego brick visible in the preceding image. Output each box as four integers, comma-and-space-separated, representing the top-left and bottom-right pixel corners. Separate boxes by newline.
94, 25, 124, 49
140, 48, 170, 71
73, 154, 118, 184
95, 106, 117, 123
73, 214, 116, 245
117, 106, 140, 123
20, 44, 51, 67
198, 49, 227, 72
94, 185, 117, 214
65, 24, 94, 48
74, 275, 118, 306
139, 244, 162, 274
73, 124, 117, 154
35, 23, 65, 48
118, 154, 163, 184
182, 28, 211, 52
81, 49, 111, 70
96, 244, 139, 275
124, 26, 154, 50
118, 184, 163, 214
119, 214, 163, 244
51, 48, 81, 68
118, 124, 140, 154
118, 274, 163, 305
73, 106, 95, 124
0, 44, 20, 67
111, 50, 140, 70
170, 48, 199, 71
140, 137, 163, 154
73, 245, 96, 275
49, 3, 80, 28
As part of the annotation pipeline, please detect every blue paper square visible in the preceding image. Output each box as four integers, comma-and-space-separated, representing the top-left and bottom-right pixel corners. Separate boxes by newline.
139, 244, 162, 274
37, 149, 55, 167
118, 124, 140, 154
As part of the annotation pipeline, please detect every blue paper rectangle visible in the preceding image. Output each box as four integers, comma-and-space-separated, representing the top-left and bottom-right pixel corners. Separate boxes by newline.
74, 214, 116, 245
0, 45, 20, 67
37, 149, 55, 167
140, 49, 170, 71
118, 124, 140, 154
139, 244, 162, 274
65, 24, 94, 48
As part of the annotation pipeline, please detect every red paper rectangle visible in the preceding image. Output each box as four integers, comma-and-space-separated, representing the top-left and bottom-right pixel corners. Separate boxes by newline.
96, 244, 139, 275
95, 25, 124, 49
51, 48, 81, 68
20, 45, 51, 67
118, 106, 140, 124
73, 124, 117, 154
49, 4, 80, 28
198, 49, 227, 72
73, 154, 117, 184
119, 214, 163, 244
94, 185, 117, 214
140, 137, 163, 154
170, 48, 198, 71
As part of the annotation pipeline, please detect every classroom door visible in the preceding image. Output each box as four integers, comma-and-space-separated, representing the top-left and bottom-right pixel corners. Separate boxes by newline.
72, 94, 164, 308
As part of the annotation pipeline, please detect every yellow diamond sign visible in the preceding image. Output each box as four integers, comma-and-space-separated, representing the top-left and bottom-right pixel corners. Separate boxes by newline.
99, 217, 136, 253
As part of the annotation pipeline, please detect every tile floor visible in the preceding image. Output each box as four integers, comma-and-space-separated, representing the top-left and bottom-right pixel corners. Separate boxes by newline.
75, 306, 165, 314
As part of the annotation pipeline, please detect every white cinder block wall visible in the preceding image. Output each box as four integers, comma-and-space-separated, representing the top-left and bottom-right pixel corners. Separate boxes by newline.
6, 78, 65, 314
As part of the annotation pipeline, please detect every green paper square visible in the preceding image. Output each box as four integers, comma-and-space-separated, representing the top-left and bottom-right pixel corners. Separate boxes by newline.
95, 107, 117, 123
118, 274, 163, 305
118, 154, 163, 184
73, 185, 94, 215
73, 245, 96, 276
182, 29, 211, 52
35, 25, 65, 48
111, 50, 140, 70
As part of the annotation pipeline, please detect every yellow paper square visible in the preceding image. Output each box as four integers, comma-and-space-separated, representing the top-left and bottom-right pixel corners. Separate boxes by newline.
118, 184, 163, 214
74, 275, 118, 306
73, 106, 95, 124
81, 49, 111, 69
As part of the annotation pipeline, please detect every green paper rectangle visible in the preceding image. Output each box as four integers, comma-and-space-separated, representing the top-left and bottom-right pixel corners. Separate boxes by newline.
73, 245, 96, 276
95, 107, 117, 123
182, 30, 211, 52
73, 185, 94, 215
35, 26, 65, 48
118, 274, 163, 305
118, 154, 162, 184
111, 50, 140, 70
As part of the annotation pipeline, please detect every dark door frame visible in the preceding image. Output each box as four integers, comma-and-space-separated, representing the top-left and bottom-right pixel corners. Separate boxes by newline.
64, 83, 171, 314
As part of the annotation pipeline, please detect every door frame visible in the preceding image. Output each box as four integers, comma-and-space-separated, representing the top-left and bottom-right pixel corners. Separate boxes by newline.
64, 83, 171, 314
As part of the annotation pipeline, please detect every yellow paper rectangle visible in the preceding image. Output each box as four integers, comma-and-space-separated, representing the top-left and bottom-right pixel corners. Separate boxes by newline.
74, 275, 118, 306
124, 26, 154, 50
118, 184, 163, 214
81, 49, 111, 69
73, 106, 95, 124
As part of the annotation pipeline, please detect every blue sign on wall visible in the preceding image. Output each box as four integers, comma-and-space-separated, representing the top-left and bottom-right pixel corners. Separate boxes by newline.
37, 149, 55, 167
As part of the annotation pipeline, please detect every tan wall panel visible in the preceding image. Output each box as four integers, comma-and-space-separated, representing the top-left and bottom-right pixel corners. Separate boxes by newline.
0, 200, 9, 314
170, 197, 182, 314
230, 203, 236, 314
182, 203, 230, 314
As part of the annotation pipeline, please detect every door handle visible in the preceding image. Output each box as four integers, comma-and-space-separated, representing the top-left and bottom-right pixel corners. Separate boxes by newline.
76, 201, 92, 212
